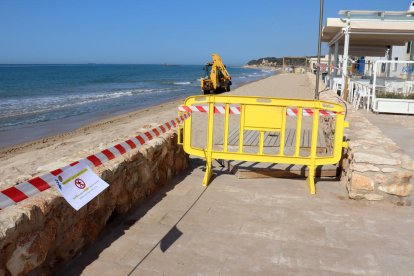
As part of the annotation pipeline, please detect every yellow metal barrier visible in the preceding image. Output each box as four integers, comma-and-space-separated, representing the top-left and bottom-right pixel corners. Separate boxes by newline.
179, 95, 348, 194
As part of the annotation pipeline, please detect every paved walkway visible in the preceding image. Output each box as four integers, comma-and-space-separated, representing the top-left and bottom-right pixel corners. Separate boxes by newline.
362, 111, 414, 160
59, 75, 414, 275
228, 73, 314, 99
60, 159, 414, 275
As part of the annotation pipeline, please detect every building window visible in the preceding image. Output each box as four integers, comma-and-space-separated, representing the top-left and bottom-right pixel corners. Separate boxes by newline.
407, 42, 412, 54
393, 58, 398, 71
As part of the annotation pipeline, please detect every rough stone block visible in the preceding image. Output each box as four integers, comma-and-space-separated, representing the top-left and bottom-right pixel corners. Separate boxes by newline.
353, 152, 400, 166
381, 168, 399, 173
374, 170, 413, 186
378, 183, 413, 197
401, 154, 414, 171
363, 193, 384, 201
350, 163, 379, 172
349, 173, 374, 191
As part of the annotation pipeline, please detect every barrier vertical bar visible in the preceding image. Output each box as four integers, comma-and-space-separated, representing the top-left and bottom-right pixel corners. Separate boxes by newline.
223, 103, 230, 152
333, 112, 347, 161
278, 108, 287, 156
259, 131, 264, 155
177, 110, 183, 145
307, 108, 320, 194
203, 98, 215, 186
294, 107, 303, 157
239, 105, 245, 153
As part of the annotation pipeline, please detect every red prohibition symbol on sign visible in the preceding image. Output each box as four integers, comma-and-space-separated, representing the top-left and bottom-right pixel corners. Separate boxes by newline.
74, 178, 86, 189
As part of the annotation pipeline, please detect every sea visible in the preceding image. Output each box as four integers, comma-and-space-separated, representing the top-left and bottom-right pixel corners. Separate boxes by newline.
0, 64, 275, 148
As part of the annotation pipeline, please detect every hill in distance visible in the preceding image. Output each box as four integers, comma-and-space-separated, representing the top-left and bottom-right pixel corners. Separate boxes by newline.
246, 56, 313, 67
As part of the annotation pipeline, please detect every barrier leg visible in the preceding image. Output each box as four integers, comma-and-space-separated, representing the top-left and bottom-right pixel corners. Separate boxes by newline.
306, 165, 316, 195
203, 156, 213, 186
202, 98, 215, 186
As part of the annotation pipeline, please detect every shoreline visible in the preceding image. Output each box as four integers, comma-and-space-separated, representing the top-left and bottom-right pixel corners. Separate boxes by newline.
242, 65, 281, 70
0, 71, 276, 156
0, 72, 313, 190
0, 67, 276, 150
0, 98, 184, 157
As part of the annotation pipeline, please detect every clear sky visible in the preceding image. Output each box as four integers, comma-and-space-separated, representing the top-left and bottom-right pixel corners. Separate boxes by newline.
0, 0, 410, 65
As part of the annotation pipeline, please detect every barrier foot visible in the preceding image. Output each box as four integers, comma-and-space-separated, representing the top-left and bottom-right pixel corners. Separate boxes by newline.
202, 158, 213, 186
306, 165, 316, 195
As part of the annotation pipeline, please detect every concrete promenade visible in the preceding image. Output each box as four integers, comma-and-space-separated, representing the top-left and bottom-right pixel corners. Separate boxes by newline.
59, 74, 414, 275
363, 111, 414, 161
61, 161, 414, 275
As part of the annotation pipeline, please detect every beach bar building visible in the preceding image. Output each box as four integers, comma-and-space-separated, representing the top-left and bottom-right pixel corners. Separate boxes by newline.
321, 9, 414, 113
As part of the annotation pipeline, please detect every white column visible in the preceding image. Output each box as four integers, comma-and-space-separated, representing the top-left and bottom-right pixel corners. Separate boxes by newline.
409, 41, 414, 81
342, 22, 350, 97
327, 46, 332, 87
333, 41, 339, 79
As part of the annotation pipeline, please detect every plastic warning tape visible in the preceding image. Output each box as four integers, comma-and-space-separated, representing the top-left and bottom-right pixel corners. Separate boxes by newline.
0, 113, 191, 210
178, 105, 241, 114
178, 105, 341, 116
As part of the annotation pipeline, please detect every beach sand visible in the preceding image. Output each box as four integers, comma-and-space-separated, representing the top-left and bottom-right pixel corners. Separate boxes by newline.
0, 73, 313, 189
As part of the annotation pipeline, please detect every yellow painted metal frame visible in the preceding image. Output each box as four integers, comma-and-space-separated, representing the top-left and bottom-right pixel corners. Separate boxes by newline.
179, 95, 348, 194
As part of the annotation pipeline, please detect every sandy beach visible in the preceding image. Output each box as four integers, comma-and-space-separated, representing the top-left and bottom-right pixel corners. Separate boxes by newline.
0, 73, 313, 190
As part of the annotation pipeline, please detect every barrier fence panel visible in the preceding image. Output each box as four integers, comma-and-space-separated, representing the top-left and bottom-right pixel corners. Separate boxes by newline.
178, 95, 348, 194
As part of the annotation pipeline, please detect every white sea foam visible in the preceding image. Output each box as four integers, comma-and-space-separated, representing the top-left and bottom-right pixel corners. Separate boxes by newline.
0, 88, 180, 119
174, 81, 191, 85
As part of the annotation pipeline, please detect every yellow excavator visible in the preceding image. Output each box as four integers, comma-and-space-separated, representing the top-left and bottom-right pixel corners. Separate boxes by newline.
201, 53, 232, 94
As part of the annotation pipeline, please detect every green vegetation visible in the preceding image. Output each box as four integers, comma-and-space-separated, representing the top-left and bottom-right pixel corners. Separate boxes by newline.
247, 57, 282, 66
246, 56, 311, 67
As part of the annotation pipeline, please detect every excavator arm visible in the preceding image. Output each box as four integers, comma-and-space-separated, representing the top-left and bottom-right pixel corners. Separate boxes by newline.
210, 53, 231, 89
201, 53, 232, 94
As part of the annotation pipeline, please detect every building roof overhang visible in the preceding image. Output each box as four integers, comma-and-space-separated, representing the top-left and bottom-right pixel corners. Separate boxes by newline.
322, 10, 414, 55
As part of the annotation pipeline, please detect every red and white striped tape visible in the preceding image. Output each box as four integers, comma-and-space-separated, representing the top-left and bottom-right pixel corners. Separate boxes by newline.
178, 105, 241, 114
178, 105, 341, 116
0, 113, 191, 210
286, 108, 340, 116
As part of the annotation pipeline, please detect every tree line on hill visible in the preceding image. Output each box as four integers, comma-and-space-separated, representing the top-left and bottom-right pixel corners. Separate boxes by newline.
246, 57, 311, 67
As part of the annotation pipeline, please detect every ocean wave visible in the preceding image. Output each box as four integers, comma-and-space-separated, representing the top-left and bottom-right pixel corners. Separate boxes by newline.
0, 88, 181, 119
174, 81, 191, 85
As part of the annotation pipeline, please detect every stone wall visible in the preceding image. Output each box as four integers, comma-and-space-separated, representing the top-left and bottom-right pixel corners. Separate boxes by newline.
307, 73, 413, 204
319, 88, 413, 205
0, 130, 188, 275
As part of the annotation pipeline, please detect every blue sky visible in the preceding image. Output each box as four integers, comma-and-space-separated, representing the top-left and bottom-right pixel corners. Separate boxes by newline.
0, 0, 409, 65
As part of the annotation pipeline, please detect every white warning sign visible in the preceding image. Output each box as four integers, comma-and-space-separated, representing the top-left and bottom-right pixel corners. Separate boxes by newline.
54, 163, 109, 211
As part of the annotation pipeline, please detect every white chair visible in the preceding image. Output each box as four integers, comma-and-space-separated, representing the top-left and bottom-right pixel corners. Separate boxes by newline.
333, 78, 343, 95
353, 83, 369, 110
352, 83, 360, 107
404, 84, 412, 95
404, 81, 414, 96
348, 81, 355, 103
388, 82, 404, 94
